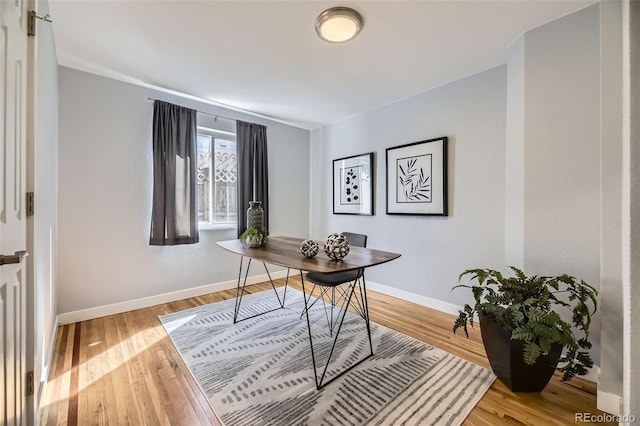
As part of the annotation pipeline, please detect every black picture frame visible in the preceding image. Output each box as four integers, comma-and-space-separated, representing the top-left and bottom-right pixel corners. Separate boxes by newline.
333, 152, 374, 215
385, 137, 448, 216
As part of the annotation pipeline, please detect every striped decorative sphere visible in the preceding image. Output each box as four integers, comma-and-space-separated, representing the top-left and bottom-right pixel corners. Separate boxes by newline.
300, 239, 319, 258
324, 233, 350, 260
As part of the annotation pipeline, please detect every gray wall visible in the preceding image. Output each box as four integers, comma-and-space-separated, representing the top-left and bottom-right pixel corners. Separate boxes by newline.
504, 36, 525, 269
522, 6, 601, 287
520, 5, 602, 363
57, 67, 310, 313
310, 66, 508, 308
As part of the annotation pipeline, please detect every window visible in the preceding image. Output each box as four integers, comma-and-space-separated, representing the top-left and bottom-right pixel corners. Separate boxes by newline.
196, 130, 237, 226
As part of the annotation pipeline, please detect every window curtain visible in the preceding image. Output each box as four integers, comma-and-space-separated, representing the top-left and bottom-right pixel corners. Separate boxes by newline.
149, 100, 199, 245
237, 120, 269, 237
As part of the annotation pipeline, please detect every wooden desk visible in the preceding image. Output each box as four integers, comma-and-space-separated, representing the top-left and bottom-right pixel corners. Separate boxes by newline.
217, 236, 400, 273
217, 235, 401, 389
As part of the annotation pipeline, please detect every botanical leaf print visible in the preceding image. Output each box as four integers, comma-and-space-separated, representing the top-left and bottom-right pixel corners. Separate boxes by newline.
398, 157, 431, 201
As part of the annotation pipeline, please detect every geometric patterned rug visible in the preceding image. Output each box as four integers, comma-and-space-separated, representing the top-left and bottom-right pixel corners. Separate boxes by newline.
159, 288, 495, 426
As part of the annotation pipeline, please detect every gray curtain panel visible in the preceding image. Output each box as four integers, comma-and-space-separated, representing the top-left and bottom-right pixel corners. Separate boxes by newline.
149, 100, 199, 245
236, 120, 269, 237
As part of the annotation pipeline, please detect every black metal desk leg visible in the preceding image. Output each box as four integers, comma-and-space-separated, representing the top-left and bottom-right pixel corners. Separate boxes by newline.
233, 258, 290, 324
360, 276, 374, 356
300, 271, 320, 389
233, 257, 252, 323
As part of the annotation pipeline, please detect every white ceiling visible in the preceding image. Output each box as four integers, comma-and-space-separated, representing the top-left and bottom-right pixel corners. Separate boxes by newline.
49, 0, 594, 129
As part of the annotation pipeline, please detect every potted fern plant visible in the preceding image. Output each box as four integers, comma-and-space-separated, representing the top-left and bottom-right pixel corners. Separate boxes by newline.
452, 267, 597, 392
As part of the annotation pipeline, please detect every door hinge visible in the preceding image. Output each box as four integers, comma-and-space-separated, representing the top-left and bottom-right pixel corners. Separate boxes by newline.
27, 11, 53, 37
26, 371, 34, 396
26, 192, 34, 217
27, 11, 37, 37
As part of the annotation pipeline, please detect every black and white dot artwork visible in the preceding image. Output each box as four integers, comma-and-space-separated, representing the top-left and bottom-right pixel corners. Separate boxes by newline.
333, 152, 374, 215
341, 166, 365, 205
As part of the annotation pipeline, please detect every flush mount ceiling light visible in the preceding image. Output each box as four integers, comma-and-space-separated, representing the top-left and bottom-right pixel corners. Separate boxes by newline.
315, 7, 363, 43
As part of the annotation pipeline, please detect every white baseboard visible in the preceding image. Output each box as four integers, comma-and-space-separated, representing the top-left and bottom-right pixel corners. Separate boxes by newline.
582, 365, 599, 384
597, 390, 623, 416
58, 270, 291, 324
365, 280, 464, 316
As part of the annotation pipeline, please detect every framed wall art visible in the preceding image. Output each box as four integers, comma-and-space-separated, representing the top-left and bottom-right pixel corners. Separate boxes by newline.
386, 136, 448, 216
333, 152, 374, 215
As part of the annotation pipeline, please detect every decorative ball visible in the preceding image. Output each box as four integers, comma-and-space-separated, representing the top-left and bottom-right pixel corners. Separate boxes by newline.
324, 233, 350, 260
300, 239, 319, 258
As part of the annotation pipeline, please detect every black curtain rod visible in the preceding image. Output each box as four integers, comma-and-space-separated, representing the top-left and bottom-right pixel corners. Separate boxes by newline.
147, 97, 237, 123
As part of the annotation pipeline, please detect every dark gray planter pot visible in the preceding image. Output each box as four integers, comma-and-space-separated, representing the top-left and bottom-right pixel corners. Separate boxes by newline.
479, 315, 563, 392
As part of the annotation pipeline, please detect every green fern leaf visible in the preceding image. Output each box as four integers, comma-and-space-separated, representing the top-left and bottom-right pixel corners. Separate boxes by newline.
511, 327, 535, 342
523, 342, 542, 365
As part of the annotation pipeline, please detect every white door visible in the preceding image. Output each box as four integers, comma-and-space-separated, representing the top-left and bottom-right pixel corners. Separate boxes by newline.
0, 0, 29, 425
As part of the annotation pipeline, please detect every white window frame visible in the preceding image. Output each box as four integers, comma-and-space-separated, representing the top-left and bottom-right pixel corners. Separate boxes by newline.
197, 126, 237, 231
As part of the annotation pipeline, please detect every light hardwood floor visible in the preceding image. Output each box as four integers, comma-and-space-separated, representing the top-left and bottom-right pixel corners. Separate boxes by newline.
40, 278, 614, 425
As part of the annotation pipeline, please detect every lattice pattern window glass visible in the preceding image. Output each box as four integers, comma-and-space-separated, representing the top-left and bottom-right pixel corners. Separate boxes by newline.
197, 134, 237, 225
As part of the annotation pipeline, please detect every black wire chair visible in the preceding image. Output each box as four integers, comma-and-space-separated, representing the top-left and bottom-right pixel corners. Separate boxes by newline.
301, 232, 373, 389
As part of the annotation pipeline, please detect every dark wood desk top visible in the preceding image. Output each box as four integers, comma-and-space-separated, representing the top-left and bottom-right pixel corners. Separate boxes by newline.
217, 236, 401, 273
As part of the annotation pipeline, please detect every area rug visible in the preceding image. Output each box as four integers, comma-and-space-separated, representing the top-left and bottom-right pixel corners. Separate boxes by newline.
159, 288, 494, 425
